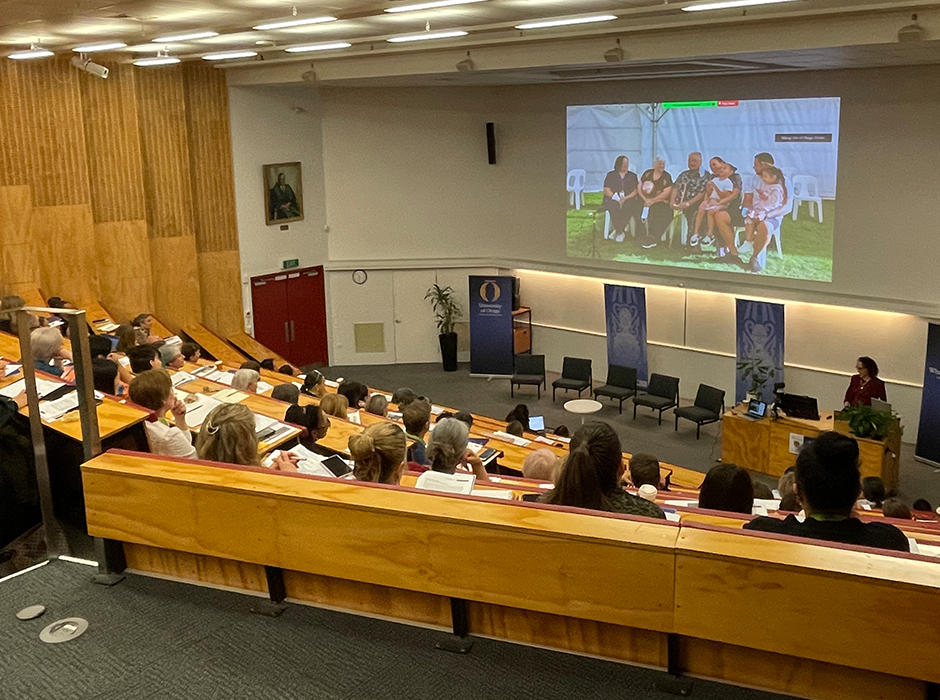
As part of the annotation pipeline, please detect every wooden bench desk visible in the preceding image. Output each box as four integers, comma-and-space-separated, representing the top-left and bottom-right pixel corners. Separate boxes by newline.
227, 331, 297, 374
183, 323, 249, 365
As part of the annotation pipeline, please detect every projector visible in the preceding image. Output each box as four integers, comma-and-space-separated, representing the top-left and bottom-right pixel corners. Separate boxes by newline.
71, 56, 109, 79
604, 46, 625, 63
456, 57, 474, 73
898, 22, 926, 42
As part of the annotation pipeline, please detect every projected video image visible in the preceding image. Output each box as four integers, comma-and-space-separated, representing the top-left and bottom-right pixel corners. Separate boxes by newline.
566, 98, 840, 281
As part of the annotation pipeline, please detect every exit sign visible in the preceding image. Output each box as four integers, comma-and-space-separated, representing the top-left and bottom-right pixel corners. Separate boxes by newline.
283, 259, 299, 269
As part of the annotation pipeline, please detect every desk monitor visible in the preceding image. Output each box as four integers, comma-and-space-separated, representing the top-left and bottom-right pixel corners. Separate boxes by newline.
781, 393, 820, 421
529, 415, 545, 432
871, 398, 892, 414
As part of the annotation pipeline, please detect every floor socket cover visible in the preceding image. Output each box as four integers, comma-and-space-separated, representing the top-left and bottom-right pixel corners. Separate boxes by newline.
16, 605, 46, 621
39, 617, 88, 643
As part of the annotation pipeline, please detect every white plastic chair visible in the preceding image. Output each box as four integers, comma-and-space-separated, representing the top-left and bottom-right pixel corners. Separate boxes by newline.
790, 175, 823, 223
603, 209, 635, 241
667, 210, 688, 247
566, 169, 586, 211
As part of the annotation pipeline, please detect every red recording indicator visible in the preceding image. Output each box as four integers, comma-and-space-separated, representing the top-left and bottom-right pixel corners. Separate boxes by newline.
718, 100, 740, 107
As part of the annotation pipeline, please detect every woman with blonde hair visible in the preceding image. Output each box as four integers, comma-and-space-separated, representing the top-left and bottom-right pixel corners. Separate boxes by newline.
348, 421, 407, 485
319, 393, 349, 419
31, 326, 71, 377
196, 404, 295, 471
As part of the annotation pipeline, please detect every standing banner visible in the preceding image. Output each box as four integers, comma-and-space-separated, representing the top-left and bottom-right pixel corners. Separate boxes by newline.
469, 276, 514, 376
604, 284, 648, 386
735, 299, 785, 405
915, 323, 940, 466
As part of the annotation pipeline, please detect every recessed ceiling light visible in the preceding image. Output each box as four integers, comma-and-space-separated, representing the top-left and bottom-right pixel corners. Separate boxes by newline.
9, 44, 53, 60
682, 0, 803, 10
385, 0, 487, 13
202, 50, 258, 61
285, 42, 352, 53
153, 31, 219, 42
515, 15, 617, 30
252, 17, 337, 30
72, 41, 127, 53
133, 50, 180, 67
387, 30, 468, 42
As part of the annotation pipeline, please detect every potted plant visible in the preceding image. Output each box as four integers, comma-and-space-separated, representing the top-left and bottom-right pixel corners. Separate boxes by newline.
839, 405, 893, 441
737, 356, 777, 402
425, 284, 462, 372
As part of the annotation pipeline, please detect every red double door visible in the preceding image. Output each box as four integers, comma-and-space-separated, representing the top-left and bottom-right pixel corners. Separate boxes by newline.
250, 265, 328, 367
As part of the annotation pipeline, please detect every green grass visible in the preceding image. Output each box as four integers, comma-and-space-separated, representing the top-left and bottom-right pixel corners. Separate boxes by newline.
567, 193, 834, 282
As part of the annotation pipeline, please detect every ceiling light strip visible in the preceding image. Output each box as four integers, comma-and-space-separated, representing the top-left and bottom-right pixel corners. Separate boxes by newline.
387, 30, 468, 42
202, 50, 258, 61
515, 15, 617, 30
285, 42, 352, 53
8, 46, 54, 60
385, 0, 487, 13
73, 42, 126, 53
682, 0, 803, 11
153, 31, 219, 42
253, 17, 337, 30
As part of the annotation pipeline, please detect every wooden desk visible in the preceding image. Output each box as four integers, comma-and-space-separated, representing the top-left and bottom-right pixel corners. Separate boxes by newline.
183, 323, 248, 365
722, 407, 901, 489
227, 331, 296, 374
0, 331, 21, 360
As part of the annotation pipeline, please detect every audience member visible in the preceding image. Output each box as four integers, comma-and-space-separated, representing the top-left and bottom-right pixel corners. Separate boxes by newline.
47, 296, 72, 336
0, 295, 25, 333
231, 369, 260, 393
392, 387, 417, 406
882, 498, 912, 520
698, 464, 754, 514
239, 360, 262, 372
745, 432, 909, 551
271, 384, 300, 405
862, 476, 887, 507
505, 404, 530, 429
425, 418, 489, 482
92, 357, 119, 395
129, 370, 196, 458
128, 345, 160, 374
285, 404, 330, 451
349, 422, 407, 485
338, 381, 369, 408
402, 399, 432, 465
454, 411, 473, 428
777, 468, 796, 500
115, 324, 138, 354
554, 425, 570, 438
133, 313, 162, 343
300, 370, 327, 398
278, 364, 294, 376
506, 420, 525, 437
545, 422, 664, 519
912, 498, 934, 513
522, 448, 558, 482
365, 394, 388, 417
159, 344, 185, 371
31, 327, 71, 377
180, 342, 201, 363
778, 492, 802, 512
196, 403, 295, 471
628, 453, 661, 489
260, 358, 275, 372
319, 393, 349, 419
753, 481, 774, 500
89, 334, 133, 389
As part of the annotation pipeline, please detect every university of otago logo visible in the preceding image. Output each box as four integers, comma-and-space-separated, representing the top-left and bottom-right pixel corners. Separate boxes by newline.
480, 280, 501, 303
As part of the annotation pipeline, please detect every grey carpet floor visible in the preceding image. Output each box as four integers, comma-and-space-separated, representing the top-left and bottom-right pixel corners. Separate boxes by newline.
1, 561, 793, 700
326, 362, 940, 504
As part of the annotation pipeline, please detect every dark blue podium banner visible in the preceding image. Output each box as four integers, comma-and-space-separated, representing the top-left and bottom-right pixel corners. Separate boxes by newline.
469, 276, 514, 376
915, 323, 940, 466
604, 284, 648, 386
735, 299, 785, 405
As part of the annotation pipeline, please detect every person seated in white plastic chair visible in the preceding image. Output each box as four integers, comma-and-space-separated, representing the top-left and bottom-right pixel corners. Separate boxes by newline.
601, 155, 640, 242
671, 152, 709, 248
741, 166, 789, 274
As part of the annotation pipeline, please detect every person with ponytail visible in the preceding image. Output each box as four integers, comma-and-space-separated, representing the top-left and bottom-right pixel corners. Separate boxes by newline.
348, 422, 407, 485
545, 421, 665, 519
425, 417, 490, 483
196, 404, 296, 471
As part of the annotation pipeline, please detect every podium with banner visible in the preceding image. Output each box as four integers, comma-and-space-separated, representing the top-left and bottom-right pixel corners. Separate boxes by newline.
469, 276, 515, 376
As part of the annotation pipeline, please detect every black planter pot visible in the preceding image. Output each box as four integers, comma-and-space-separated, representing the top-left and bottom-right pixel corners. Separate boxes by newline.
439, 332, 458, 372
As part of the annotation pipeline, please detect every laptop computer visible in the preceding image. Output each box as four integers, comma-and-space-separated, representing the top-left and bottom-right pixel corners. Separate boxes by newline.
871, 398, 892, 414
528, 415, 545, 432
781, 393, 820, 421
746, 399, 767, 419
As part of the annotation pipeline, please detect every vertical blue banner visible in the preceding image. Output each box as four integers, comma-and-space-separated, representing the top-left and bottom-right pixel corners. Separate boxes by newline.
915, 323, 940, 466
735, 299, 785, 405
604, 284, 648, 385
469, 276, 514, 376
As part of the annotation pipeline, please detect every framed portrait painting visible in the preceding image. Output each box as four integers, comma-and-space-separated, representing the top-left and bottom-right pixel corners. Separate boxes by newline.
264, 162, 304, 225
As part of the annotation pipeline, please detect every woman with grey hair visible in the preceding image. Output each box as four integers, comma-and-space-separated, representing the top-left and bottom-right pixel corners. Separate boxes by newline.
637, 157, 674, 250
365, 393, 388, 417
425, 417, 490, 483
231, 368, 260, 393
31, 326, 71, 377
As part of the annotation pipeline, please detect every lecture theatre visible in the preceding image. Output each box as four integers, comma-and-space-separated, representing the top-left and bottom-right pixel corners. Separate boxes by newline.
2, 1, 940, 699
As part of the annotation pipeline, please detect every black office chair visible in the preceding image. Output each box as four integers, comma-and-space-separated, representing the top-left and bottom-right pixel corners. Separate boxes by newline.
593, 365, 637, 414
510, 354, 545, 398
674, 384, 725, 438
552, 357, 592, 401
632, 373, 679, 425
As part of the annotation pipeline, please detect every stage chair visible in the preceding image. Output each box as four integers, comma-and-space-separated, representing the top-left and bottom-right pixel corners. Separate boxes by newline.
510, 354, 545, 399
566, 169, 586, 211
791, 175, 823, 223
667, 210, 689, 247
674, 384, 725, 438
603, 209, 636, 242
633, 373, 679, 425
593, 365, 637, 414
552, 357, 592, 401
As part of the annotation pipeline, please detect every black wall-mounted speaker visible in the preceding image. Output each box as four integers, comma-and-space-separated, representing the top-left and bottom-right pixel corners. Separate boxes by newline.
486, 122, 497, 165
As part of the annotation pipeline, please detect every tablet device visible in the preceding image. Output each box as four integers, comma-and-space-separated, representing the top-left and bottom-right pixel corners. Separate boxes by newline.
528, 415, 545, 432
321, 455, 352, 477
747, 399, 767, 419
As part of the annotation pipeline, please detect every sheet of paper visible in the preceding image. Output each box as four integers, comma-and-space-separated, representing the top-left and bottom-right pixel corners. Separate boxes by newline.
97, 322, 119, 333
179, 395, 223, 428
754, 498, 781, 510
917, 543, 940, 558
466, 442, 485, 455
163, 336, 182, 346
0, 377, 64, 399
324, 379, 339, 388
415, 471, 476, 494
554, 436, 571, 444
347, 410, 361, 425
430, 405, 445, 416
4, 363, 21, 376
192, 364, 219, 377
388, 411, 402, 421
752, 505, 769, 517
537, 482, 554, 490
39, 392, 79, 421
664, 511, 682, 522
214, 389, 248, 404
534, 435, 555, 445
171, 372, 196, 387
260, 423, 296, 445
471, 488, 514, 500
118, 356, 130, 368
492, 430, 531, 447
908, 538, 920, 555
254, 413, 278, 433
206, 370, 234, 386
256, 381, 274, 394
664, 499, 698, 508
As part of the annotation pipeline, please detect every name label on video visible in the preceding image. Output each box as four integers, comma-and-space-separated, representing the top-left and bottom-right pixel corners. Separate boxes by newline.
775, 133, 833, 142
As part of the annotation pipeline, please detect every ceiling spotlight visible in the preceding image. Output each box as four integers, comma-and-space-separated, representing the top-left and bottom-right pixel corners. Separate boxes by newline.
456, 53, 474, 72
71, 55, 109, 78
133, 50, 180, 67
252, 17, 337, 30
202, 50, 258, 61
387, 30, 468, 42
385, 0, 487, 12
72, 41, 126, 53
285, 42, 352, 53
152, 31, 219, 42
604, 40, 624, 62
681, 0, 803, 11
9, 44, 54, 60
515, 15, 617, 30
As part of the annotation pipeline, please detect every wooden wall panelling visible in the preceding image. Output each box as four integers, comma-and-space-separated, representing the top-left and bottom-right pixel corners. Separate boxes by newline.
30, 204, 100, 306
79, 61, 146, 224
197, 250, 243, 336
10, 59, 91, 206
0, 185, 39, 295
0, 62, 30, 187
124, 542, 268, 594
95, 220, 154, 321
149, 236, 201, 332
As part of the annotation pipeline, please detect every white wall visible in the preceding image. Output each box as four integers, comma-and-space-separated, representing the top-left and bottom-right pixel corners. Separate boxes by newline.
229, 85, 328, 333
